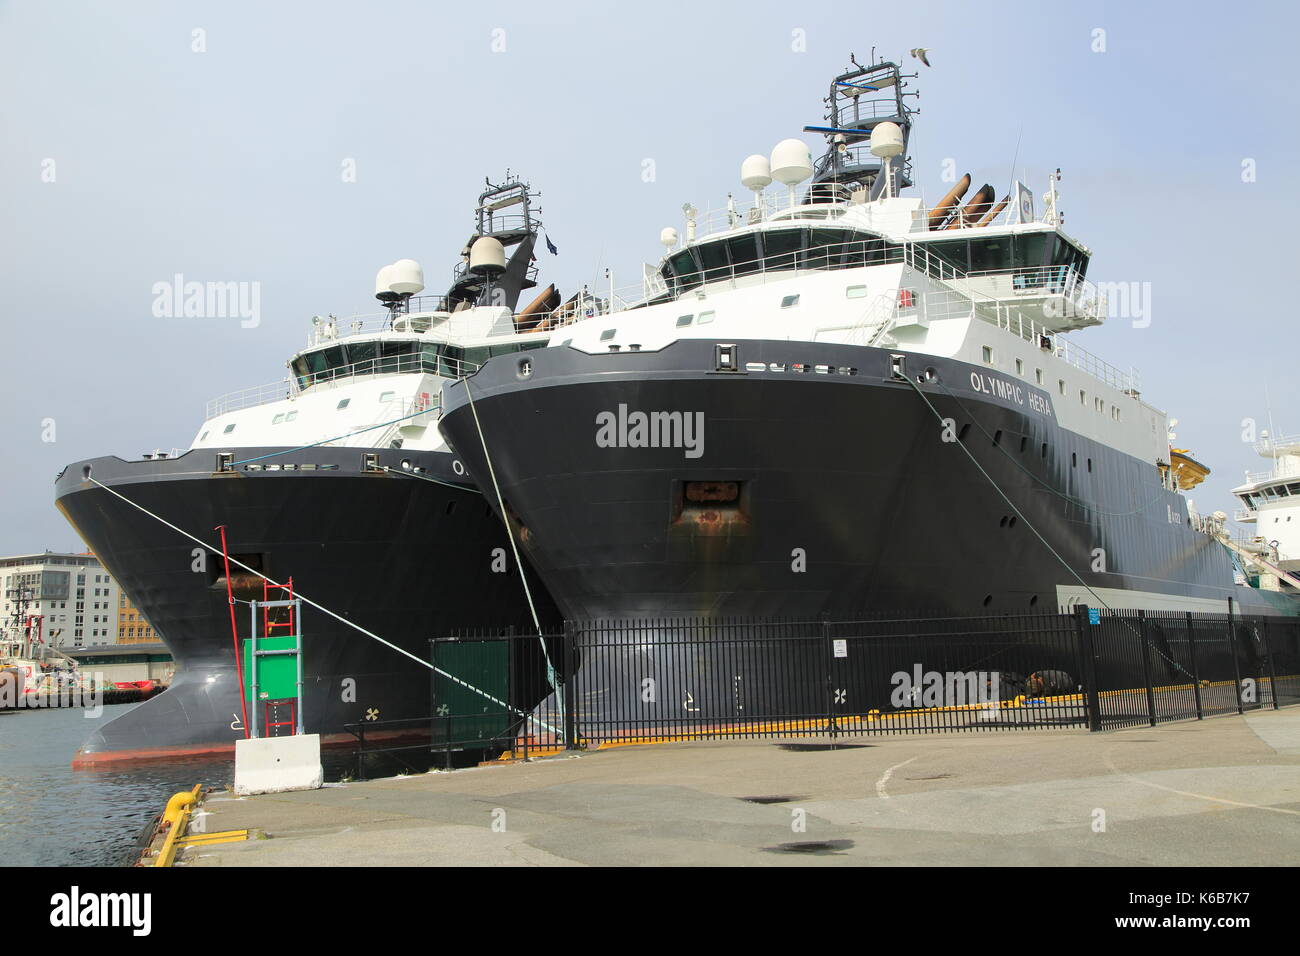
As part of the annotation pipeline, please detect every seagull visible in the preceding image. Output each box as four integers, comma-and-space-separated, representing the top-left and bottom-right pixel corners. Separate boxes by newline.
910, 47, 932, 67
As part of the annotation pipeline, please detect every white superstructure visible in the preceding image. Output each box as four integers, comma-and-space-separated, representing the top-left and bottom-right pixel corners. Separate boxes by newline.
530, 176, 1169, 469
192, 302, 548, 455
1232, 433, 1300, 570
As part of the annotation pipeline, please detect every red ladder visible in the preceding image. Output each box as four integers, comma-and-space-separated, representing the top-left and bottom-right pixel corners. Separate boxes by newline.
260, 577, 297, 736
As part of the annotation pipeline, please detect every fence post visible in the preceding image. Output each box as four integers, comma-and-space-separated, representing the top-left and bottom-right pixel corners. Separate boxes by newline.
1185, 612, 1203, 720
1260, 617, 1281, 711
562, 620, 578, 750
1226, 598, 1244, 715
1075, 605, 1102, 732
822, 614, 837, 740
1138, 610, 1157, 726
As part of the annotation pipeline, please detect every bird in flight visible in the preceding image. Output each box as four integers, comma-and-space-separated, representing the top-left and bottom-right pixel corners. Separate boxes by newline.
910, 47, 932, 67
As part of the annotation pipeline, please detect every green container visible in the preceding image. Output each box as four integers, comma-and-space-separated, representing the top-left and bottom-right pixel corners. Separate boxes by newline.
243, 634, 300, 706
432, 639, 509, 747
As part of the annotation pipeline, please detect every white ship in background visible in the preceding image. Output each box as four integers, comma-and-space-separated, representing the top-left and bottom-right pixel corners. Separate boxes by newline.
1232, 432, 1300, 576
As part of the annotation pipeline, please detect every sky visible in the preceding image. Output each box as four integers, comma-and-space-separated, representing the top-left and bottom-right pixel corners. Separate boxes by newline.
2, 0, 1298, 554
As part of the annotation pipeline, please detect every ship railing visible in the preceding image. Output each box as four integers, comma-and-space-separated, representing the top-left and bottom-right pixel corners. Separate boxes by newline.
205, 379, 296, 418
674, 185, 1036, 247
306, 300, 455, 348
1243, 465, 1300, 485
205, 355, 481, 419
1254, 434, 1300, 456
917, 287, 1137, 394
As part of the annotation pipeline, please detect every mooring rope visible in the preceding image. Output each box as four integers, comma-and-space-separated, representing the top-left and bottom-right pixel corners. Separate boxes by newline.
460, 376, 560, 694
84, 475, 559, 732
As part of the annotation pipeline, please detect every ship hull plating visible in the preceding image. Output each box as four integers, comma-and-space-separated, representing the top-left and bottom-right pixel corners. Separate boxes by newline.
439, 339, 1296, 622
55, 447, 558, 764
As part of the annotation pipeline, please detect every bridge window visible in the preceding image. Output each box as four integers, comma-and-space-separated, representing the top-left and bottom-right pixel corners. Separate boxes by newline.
726, 235, 762, 277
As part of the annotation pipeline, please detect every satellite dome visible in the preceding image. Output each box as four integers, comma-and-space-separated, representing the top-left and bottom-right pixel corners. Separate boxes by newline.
869, 122, 905, 158
388, 259, 425, 296
468, 237, 506, 276
660, 226, 679, 249
769, 139, 814, 186
740, 154, 772, 192
374, 263, 399, 302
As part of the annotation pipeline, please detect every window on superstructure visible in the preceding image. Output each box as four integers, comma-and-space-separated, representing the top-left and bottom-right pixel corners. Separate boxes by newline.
599, 329, 616, 341
676, 315, 693, 327
726, 235, 762, 278
761, 229, 804, 272
379, 340, 419, 374
1035, 369, 1044, 386
336, 398, 350, 410
223, 424, 236, 434
781, 295, 800, 309
846, 285, 867, 299
697, 241, 730, 284
981, 346, 993, 365
1058, 380, 1066, 396
1015, 358, 1024, 375
666, 250, 702, 294
698, 311, 715, 324
272, 413, 286, 424
1080, 390, 1087, 406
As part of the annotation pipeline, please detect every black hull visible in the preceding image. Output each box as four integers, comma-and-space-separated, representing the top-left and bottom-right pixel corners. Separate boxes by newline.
439, 339, 1298, 622
54, 446, 559, 763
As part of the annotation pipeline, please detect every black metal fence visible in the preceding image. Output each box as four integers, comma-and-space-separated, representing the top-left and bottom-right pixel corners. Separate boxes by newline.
347, 606, 1300, 775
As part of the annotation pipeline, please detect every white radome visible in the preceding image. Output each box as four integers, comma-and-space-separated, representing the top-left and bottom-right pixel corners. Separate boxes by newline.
469, 237, 506, 275
869, 122, 905, 158
660, 226, 679, 249
769, 139, 814, 186
740, 154, 773, 191
387, 258, 425, 296
374, 263, 398, 301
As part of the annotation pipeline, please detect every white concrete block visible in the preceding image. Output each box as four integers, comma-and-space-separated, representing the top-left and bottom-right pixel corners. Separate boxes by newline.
234, 734, 324, 795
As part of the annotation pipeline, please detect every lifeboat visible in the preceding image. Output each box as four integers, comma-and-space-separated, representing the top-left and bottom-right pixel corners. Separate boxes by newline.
1169, 449, 1210, 490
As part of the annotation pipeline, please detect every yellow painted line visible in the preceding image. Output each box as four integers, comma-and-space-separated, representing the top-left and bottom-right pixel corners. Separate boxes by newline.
175, 829, 250, 847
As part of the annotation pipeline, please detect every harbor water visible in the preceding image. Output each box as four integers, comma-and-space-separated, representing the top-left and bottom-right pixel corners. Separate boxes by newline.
0, 702, 233, 866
